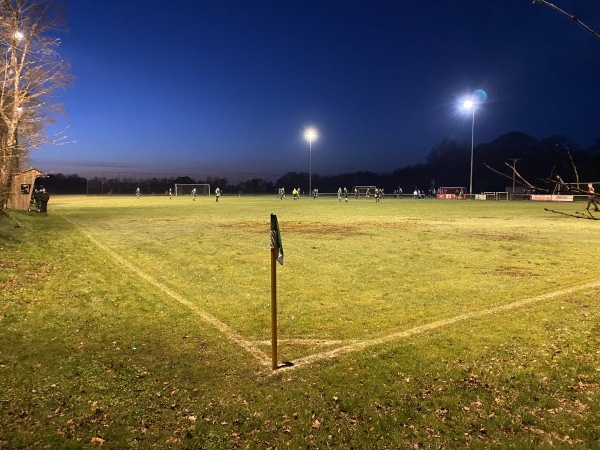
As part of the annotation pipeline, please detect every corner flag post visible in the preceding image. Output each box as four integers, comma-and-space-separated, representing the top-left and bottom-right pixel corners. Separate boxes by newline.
270, 214, 284, 370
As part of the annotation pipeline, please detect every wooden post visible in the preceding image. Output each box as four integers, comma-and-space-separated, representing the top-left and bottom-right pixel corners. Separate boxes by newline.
271, 246, 278, 370
269, 213, 283, 371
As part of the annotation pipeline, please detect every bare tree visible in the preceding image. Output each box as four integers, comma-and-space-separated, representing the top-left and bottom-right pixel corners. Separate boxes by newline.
513, 1, 600, 219
0, 0, 71, 208
485, 150, 599, 220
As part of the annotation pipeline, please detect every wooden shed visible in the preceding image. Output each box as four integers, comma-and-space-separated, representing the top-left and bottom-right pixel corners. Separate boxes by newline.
6, 168, 42, 211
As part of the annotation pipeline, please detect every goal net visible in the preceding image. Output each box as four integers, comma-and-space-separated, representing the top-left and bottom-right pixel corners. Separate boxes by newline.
175, 183, 211, 196
354, 186, 377, 198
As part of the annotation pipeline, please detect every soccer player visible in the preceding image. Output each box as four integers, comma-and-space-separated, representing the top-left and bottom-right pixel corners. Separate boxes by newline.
338, 187, 342, 202
586, 183, 599, 211
215, 187, 221, 202
136, 187, 140, 198
191, 187, 197, 201
169, 188, 172, 199
344, 187, 348, 202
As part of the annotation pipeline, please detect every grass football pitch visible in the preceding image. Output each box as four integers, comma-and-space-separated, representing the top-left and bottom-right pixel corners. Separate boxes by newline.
1, 194, 599, 448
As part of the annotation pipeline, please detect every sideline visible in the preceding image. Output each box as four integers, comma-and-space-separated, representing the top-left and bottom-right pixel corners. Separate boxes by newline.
63, 217, 272, 368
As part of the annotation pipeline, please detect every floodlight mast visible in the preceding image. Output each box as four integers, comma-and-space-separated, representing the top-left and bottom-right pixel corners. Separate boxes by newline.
463, 100, 475, 196
304, 128, 317, 196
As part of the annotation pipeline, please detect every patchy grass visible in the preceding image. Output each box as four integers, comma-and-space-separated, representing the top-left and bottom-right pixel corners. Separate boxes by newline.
1, 195, 598, 448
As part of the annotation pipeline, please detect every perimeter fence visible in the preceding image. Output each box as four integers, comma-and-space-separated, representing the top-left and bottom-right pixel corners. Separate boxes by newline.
84, 171, 270, 195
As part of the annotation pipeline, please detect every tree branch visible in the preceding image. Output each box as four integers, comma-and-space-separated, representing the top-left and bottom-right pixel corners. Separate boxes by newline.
533, 0, 600, 42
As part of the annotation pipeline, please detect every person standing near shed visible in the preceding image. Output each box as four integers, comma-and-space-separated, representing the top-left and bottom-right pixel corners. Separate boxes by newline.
33, 187, 42, 211
39, 188, 50, 213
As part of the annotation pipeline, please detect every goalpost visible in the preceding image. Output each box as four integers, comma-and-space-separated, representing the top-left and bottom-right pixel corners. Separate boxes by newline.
354, 186, 377, 198
174, 183, 211, 196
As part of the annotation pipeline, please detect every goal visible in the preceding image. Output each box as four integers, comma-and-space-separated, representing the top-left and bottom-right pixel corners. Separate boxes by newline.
174, 183, 211, 196
354, 186, 377, 198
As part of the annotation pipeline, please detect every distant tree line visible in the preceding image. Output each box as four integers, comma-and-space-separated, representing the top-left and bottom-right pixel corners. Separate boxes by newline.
37, 131, 600, 196
276, 132, 600, 194
38, 173, 278, 195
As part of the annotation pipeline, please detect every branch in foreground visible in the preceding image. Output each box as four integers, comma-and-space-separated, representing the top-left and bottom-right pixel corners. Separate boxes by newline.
483, 163, 545, 193
533, 0, 600, 42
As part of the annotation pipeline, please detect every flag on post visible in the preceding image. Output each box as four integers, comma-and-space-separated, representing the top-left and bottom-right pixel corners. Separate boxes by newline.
270, 213, 284, 265
269, 213, 283, 370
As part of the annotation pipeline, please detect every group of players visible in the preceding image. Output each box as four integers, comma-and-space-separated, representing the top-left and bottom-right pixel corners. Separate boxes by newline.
131, 183, 600, 211
275, 186, 386, 202
135, 186, 222, 202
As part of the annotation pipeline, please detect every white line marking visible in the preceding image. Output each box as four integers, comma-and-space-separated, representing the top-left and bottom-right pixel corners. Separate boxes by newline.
73, 225, 271, 367
278, 280, 600, 371
255, 339, 360, 346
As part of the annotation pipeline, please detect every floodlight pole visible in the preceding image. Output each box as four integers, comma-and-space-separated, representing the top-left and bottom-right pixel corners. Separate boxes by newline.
509, 158, 520, 199
309, 139, 312, 196
304, 128, 317, 197
469, 106, 475, 196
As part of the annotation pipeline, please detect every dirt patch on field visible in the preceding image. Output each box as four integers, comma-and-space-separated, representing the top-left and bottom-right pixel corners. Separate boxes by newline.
495, 265, 539, 278
219, 219, 427, 237
219, 221, 365, 237
469, 231, 528, 242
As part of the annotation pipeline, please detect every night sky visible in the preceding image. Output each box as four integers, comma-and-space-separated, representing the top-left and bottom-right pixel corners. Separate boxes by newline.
29, 0, 600, 181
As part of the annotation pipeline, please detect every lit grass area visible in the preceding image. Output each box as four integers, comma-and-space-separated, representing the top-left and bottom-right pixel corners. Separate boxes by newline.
1, 195, 598, 448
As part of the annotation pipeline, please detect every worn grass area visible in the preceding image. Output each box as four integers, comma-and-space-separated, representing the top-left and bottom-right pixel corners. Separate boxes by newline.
1, 195, 598, 448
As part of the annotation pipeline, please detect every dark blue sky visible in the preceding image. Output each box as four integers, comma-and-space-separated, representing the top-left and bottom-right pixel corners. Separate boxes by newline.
30, 0, 600, 181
